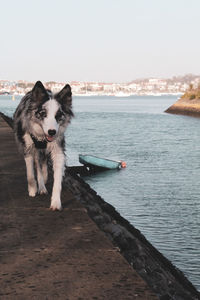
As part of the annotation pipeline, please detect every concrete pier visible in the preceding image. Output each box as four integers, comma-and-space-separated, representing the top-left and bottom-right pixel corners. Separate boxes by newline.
1, 114, 200, 300
0, 115, 158, 299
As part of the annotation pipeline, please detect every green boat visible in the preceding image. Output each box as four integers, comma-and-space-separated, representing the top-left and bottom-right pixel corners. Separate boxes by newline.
79, 154, 126, 170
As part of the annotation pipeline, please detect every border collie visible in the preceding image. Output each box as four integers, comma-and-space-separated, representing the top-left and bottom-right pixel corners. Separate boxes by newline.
13, 81, 73, 210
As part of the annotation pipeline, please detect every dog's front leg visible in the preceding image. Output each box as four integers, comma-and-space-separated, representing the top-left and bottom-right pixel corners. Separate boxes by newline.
35, 152, 48, 195
25, 155, 37, 197
50, 153, 65, 211
42, 158, 48, 184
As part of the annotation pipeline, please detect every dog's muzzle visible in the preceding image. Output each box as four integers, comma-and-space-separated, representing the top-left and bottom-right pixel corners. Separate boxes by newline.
46, 129, 56, 142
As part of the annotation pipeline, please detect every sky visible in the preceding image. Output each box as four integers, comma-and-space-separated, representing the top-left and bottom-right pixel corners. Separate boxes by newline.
1, 0, 200, 83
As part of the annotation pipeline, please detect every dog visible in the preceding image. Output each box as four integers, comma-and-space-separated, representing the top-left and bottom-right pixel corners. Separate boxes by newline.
13, 81, 73, 210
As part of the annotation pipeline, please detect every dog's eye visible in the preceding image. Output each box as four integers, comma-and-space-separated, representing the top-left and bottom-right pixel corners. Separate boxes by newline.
39, 111, 47, 118
36, 110, 47, 119
55, 110, 64, 121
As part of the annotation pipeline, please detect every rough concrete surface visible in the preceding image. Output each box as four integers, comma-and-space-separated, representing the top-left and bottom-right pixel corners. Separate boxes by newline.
0, 115, 158, 299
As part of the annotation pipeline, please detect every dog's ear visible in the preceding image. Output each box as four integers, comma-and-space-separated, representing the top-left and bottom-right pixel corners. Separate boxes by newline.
56, 84, 72, 107
32, 81, 49, 102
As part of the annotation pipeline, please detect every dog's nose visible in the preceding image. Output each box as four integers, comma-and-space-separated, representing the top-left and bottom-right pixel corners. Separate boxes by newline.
48, 129, 56, 136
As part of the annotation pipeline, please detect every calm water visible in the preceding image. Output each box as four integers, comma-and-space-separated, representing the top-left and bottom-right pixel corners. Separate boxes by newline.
0, 94, 200, 291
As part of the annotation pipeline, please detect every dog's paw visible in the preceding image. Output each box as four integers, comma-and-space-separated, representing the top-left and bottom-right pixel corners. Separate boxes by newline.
28, 180, 37, 197
49, 204, 62, 211
29, 188, 37, 197
38, 186, 48, 195
50, 198, 62, 211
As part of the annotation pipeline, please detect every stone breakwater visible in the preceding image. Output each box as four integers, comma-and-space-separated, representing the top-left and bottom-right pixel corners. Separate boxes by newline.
65, 170, 200, 300
165, 98, 200, 117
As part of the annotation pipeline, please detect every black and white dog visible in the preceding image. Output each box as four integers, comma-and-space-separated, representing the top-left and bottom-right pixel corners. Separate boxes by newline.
13, 81, 73, 210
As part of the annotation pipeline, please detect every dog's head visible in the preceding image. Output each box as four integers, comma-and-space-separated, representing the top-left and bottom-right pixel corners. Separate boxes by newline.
31, 81, 73, 142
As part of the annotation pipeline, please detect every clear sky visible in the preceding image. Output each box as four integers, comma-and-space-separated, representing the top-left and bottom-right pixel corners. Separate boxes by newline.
1, 0, 200, 83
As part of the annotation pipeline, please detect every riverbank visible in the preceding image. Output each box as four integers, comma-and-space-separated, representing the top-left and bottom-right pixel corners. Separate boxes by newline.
0, 113, 199, 299
165, 97, 200, 117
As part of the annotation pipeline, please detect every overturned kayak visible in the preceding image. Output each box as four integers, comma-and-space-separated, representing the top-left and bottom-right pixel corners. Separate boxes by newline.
79, 154, 126, 170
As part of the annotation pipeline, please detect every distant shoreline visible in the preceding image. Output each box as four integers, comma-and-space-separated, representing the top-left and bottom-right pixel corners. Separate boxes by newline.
0, 92, 182, 98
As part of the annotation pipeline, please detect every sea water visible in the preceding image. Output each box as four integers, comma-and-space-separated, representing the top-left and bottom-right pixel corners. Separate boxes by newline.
0, 94, 199, 290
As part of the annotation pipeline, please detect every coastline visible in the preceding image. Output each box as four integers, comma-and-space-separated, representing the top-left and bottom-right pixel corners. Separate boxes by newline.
0, 92, 182, 97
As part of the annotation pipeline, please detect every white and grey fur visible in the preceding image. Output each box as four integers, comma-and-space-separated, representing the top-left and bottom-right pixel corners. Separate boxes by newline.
13, 81, 73, 210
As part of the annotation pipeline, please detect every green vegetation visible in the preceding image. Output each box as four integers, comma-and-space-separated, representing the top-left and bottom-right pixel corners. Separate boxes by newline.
181, 84, 200, 100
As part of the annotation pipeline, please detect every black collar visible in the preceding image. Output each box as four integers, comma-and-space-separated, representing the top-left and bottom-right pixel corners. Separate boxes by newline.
30, 134, 47, 149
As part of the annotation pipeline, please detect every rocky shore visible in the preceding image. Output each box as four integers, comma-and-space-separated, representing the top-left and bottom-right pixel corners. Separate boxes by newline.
65, 169, 200, 300
165, 97, 200, 117
1, 112, 200, 299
